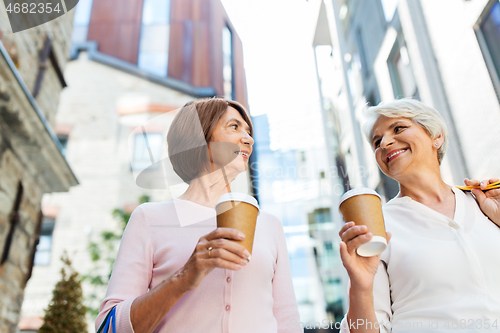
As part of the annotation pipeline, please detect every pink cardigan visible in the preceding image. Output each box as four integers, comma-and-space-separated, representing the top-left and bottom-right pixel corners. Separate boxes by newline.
96, 199, 302, 332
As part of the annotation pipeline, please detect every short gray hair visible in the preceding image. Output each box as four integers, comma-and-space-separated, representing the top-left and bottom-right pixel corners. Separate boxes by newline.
363, 98, 449, 164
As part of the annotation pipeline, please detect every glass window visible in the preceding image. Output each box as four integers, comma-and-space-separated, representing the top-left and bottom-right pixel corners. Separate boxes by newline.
346, 52, 363, 102
223, 25, 234, 100
132, 133, 163, 171
478, 1, 500, 99
388, 37, 418, 98
71, 0, 94, 45
380, 0, 398, 22
34, 217, 55, 266
57, 134, 68, 157
356, 28, 369, 77
138, 0, 170, 77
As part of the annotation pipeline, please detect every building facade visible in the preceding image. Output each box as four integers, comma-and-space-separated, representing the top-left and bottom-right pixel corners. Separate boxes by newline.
0, 7, 78, 333
313, 0, 500, 194
308, 0, 500, 327
19, 0, 249, 331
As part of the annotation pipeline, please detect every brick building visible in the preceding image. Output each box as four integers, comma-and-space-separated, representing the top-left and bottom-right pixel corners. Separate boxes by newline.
19, 0, 250, 331
0, 7, 78, 333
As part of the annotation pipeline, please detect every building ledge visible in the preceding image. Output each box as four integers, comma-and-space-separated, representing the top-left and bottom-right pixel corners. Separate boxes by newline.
70, 41, 217, 98
0, 41, 78, 193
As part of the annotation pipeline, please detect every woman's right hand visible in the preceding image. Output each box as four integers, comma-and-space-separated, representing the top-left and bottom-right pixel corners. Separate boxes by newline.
339, 222, 391, 291
175, 228, 251, 292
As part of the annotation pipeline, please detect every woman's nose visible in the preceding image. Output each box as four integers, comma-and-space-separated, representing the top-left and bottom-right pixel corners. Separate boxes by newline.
380, 135, 394, 148
241, 133, 254, 146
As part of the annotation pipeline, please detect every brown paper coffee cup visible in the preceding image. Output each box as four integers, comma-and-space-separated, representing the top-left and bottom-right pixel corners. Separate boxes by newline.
339, 188, 387, 257
215, 193, 260, 254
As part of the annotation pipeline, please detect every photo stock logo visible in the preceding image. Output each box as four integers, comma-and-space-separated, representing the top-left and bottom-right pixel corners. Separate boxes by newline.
3, 0, 79, 33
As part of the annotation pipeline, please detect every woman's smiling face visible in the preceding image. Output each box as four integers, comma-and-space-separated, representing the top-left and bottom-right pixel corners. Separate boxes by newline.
371, 115, 440, 179
209, 106, 254, 174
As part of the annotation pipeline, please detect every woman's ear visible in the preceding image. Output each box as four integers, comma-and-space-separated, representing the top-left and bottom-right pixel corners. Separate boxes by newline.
433, 132, 444, 149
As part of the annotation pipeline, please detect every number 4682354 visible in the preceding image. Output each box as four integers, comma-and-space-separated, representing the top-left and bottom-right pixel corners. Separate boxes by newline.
6, 3, 61, 14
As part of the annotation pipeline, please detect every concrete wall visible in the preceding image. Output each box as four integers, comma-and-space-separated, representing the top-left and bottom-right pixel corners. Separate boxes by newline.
419, 0, 500, 180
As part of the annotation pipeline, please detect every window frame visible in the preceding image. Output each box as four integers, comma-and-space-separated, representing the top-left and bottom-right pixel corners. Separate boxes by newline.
137, 0, 171, 77
474, 0, 500, 103
33, 217, 56, 266
387, 34, 419, 99
222, 24, 235, 100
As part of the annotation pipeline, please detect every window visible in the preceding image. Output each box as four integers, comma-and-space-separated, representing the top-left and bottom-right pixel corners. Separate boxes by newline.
57, 134, 68, 157
380, 0, 398, 22
477, 1, 500, 101
34, 217, 55, 266
1, 182, 23, 265
71, 0, 94, 45
132, 133, 163, 171
356, 28, 369, 77
338, 0, 359, 33
388, 36, 418, 98
222, 25, 234, 100
138, 0, 170, 77
346, 52, 363, 102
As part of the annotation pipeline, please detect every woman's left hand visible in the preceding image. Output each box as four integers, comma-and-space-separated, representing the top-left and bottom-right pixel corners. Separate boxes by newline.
464, 178, 500, 226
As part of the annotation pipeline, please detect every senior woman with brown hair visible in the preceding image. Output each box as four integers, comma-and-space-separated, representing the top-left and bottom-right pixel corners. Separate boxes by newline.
96, 98, 301, 333
338, 99, 500, 333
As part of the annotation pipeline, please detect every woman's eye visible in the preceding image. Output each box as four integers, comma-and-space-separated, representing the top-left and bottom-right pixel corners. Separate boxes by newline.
395, 126, 405, 133
374, 140, 381, 148
230, 124, 238, 130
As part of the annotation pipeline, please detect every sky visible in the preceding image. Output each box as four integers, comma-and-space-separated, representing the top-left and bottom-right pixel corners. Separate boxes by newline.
220, 0, 327, 151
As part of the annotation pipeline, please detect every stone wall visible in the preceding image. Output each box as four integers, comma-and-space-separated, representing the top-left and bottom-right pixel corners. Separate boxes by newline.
0, 6, 76, 333
0, 5, 74, 128
0, 149, 43, 333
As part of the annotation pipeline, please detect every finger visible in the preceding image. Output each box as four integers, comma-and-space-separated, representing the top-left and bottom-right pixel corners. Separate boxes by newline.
206, 257, 243, 271
207, 246, 249, 266
205, 228, 245, 242
472, 188, 487, 206
346, 232, 373, 255
209, 238, 250, 260
488, 178, 500, 184
339, 241, 352, 266
464, 178, 480, 186
386, 232, 392, 244
341, 225, 369, 243
484, 188, 500, 198
480, 180, 489, 190
339, 221, 355, 237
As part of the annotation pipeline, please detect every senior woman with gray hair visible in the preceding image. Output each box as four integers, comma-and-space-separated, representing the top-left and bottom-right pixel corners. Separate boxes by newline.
338, 99, 500, 333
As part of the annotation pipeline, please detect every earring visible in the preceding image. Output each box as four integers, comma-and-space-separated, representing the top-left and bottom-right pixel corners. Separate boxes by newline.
434, 143, 439, 147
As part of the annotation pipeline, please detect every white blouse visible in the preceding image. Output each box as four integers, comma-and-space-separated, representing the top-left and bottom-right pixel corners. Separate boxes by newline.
341, 187, 500, 333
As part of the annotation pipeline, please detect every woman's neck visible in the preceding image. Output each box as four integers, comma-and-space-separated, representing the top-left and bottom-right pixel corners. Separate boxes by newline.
178, 169, 236, 208
397, 166, 452, 204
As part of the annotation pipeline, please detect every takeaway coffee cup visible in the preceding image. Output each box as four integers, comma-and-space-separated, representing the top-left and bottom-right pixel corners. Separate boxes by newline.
215, 193, 260, 254
338, 188, 387, 257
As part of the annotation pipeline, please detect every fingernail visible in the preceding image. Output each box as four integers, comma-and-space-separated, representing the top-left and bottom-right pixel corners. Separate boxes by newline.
366, 233, 372, 237
246, 254, 252, 262
235, 264, 242, 269
238, 232, 245, 239
240, 259, 248, 265
243, 249, 250, 258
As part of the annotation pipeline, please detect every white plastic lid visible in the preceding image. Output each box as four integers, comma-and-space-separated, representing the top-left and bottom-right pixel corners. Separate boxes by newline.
215, 192, 260, 212
356, 236, 387, 257
338, 187, 381, 214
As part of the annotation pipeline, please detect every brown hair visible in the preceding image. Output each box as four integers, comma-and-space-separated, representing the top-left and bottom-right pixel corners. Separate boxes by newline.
167, 98, 253, 183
